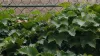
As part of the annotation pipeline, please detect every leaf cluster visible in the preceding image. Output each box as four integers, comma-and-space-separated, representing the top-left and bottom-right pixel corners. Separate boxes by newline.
0, 2, 100, 56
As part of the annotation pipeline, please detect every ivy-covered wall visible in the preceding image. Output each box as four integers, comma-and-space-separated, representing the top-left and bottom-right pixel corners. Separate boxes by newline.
0, 2, 100, 56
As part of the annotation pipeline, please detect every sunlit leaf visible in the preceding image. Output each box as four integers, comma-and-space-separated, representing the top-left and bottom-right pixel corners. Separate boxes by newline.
18, 46, 38, 56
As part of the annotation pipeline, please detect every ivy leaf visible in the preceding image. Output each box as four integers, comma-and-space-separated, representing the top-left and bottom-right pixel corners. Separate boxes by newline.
56, 50, 76, 56
97, 28, 100, 32
56, 50, 67, 56
0, 9, 14, 20
18, 46, 38, 56
68, 26, 76, 36
73, 19, 85, 26
60, 18, 69, 26
58, 25, 68, 33
79, 31, 97, 48
66, 11, 77, 17
8, 30, 16, 36
0, 22, 5, 29
83, 53, 93, 56
59, 2, 71, 8
66, 51, 76, 56
16, 38, 24, 45
43, 12, 52, 21
81, 12, 86, 17
48, 32, 68, 46
40, 52, 54, 56
51, 20, 60, 28
31, 10, 41, 15
37, 39, 45, 44
43, 41, 58, 54
1, 19, 8, 26
90, 4, 100, 13
7, 9, 15, 14
21, 21, 34, 29
88, 41, 96, 48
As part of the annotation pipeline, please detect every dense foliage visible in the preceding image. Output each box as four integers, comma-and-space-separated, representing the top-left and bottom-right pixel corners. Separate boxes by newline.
0, 2, 100, 56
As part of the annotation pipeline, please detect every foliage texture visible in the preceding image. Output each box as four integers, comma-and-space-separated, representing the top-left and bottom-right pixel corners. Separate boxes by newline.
0, 2, 100, 56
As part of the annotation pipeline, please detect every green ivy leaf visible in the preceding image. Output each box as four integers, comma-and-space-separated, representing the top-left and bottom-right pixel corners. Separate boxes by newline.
90, 4, 100, 13
56, 50, 76, 56
40, 52, 54, 56
79, 31, 97, 48
31, 10, 41, 15
43, 41, 58, 54
37, 39, 45, 44
0, 22, 5, 29
48, 32, 68, 46
58, 25, 68, 33
18, 46, 38, 56
7, 9, 15, 14
59, 2, 71, 8
51, 20, 60, 28
68, 26, 76, 36
73, 19, 85, 26
66, 11, 77, 17
87, 41, 96, 48
21, 21, 34, 29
